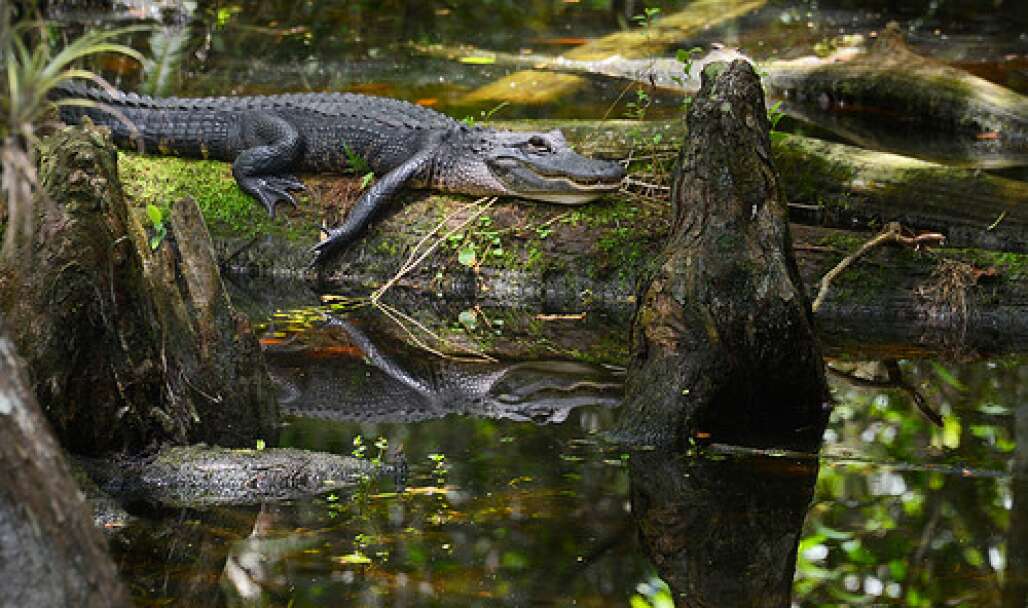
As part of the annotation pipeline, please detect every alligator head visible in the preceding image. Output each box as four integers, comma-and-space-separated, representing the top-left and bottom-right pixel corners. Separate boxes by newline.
483, 360, 624, 423
436, 127, 626, 204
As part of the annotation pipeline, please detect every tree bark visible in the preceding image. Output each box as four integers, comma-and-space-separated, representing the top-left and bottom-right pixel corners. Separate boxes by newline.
0, 319, 129, 607
0, 124, 277, 455
610, 60, 830, 451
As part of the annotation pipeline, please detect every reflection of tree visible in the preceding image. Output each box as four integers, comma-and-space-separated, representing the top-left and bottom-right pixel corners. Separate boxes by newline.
629, 450, 818, 607
796, 357, 1025, 606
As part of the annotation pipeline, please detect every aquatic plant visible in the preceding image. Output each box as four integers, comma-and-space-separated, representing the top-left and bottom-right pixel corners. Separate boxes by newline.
0, 2, 142, 257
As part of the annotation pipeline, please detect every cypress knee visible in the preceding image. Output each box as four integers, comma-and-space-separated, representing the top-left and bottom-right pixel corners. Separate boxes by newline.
611, 60, 830, 451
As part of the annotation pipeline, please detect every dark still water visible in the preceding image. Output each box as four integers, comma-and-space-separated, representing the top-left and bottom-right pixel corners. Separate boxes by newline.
108, 301, 1027, 607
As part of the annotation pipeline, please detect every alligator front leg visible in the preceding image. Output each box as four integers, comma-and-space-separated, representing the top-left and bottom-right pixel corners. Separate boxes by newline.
310, 140, 441, 267
232, 111, 306, 218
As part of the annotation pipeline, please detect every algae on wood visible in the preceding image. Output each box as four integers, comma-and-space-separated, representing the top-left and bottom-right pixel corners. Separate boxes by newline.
461, 0, 766, 106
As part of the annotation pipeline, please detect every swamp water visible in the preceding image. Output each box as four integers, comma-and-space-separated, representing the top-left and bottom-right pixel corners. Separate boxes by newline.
110, 298, 1026, 607
58, 0, 1028, 605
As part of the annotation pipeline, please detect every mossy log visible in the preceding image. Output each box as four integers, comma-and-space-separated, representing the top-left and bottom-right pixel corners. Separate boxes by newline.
78, 445, 393, 508
111, 123, 1028, 355
0, 124, 277, 455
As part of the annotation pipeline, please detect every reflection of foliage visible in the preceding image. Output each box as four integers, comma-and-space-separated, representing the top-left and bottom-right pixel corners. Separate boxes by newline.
795, 357, 1022, 606
140, 27, 188, 97
630, 576, 674, 608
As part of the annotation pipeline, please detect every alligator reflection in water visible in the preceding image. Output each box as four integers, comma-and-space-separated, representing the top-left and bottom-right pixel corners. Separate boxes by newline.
266, 315, 624, 424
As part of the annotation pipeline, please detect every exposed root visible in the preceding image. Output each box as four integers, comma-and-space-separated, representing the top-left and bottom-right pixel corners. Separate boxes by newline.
915, 258, 996, 341
812, 222, 945, 312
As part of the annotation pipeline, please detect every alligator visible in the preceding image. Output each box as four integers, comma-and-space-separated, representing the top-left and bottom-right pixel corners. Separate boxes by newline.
266, 315, 623, 424
54, 84, 626, 264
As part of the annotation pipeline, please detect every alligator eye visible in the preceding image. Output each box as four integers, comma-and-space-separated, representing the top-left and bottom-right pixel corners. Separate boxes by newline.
527, 135, 551, 153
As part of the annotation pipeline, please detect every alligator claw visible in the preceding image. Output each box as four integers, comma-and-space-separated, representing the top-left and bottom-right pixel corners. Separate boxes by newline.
239, 175, 305, 218
308, 227, 356, 269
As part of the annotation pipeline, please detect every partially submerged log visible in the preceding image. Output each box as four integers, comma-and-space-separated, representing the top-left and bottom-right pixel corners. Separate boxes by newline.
609, 61, 830, 451
0, 321, 129, 607
0, 124, 278, 454
764, 24, 1028, 168
78, 445, 394, 508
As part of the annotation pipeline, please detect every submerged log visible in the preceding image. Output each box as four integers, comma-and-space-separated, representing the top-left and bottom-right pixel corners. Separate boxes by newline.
0, 321, 129, 606
610, 60, 830, 450
78, 445, 394, 508
0, 124, 277, 455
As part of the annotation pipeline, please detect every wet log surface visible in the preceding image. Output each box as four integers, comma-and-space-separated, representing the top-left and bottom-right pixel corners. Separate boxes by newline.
0, 125, 278, 454
0, 321, 129, 607
609, 60, 830, 451
77, 445, 395, 508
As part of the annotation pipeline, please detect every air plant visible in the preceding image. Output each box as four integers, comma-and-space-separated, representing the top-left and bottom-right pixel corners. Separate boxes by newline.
0, 3, 143, 257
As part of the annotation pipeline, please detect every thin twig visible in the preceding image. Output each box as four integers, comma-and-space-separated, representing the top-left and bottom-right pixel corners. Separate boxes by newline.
373, 301, 497, 363
371, 197, 496, 303
826, 362, 943, 427
812, 222, 945, 312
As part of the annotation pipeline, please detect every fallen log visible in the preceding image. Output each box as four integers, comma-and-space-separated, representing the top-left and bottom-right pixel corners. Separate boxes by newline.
112, 125, 1028, 353
458, 0, 767, 106
427, 24, 1028, 167
116, 118, 1028, 266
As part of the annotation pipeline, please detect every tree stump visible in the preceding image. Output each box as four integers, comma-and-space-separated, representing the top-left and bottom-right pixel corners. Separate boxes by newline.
0, 320, 129, 606
611, 60, 830, 451
0, 124, 277, 454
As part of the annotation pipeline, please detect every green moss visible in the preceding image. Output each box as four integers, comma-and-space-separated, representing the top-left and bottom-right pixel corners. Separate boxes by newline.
117, 153, 312, 242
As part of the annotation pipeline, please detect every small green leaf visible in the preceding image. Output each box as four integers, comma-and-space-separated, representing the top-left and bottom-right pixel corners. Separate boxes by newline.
458, 244, 477, 267
459, 55, 496, 65
360, 172, 374, 190
146, 203, 163, 226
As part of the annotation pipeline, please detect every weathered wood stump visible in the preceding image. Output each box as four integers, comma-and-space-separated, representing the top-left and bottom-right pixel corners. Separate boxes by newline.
0, 320, 129, 606
0, 124, 277, 454
610, 60, 830, 451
